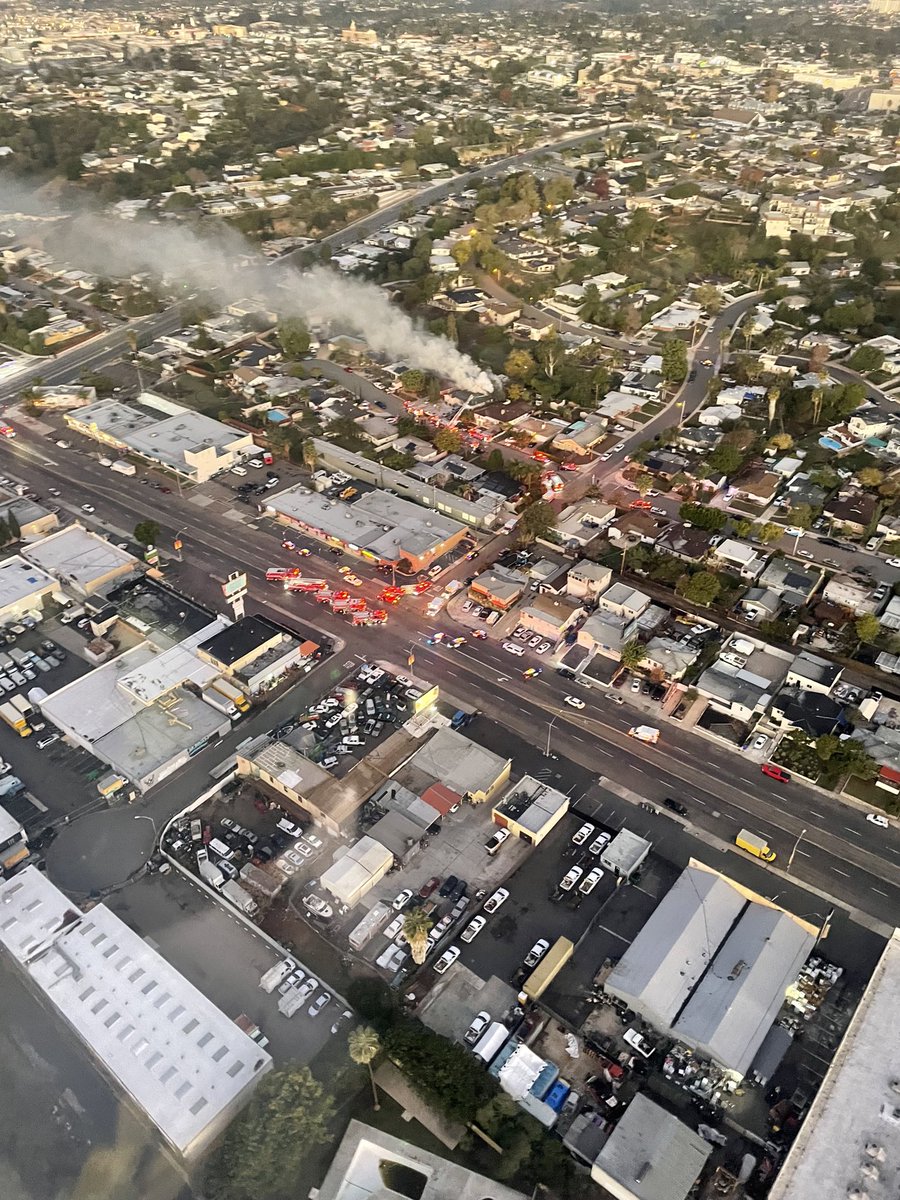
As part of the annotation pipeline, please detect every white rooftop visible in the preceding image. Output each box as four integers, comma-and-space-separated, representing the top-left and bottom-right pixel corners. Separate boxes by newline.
0, 554, 56, 609
22, 525, 137, 590
770, 930, 900, 1200
117, 620, 228, 705
0, 868, 271, 1156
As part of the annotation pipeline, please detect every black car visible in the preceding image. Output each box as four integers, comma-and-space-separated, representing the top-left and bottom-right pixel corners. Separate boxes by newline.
663, 798, 688, 817
819, 537, 841, 549
439, 874, 459, 898
450, 877, 468, 901
688, 369, 697, 381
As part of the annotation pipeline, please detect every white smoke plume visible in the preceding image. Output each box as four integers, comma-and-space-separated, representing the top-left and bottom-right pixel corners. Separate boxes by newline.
0, 183, 494, 394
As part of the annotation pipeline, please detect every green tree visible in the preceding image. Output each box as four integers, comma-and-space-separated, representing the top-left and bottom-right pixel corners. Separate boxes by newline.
857, 467, 884, 489
383, 1021, 496, 1122
302, 438, 317, 470
681, 570, 721, 606
205, 1066, 335, 1200
516, 500, 556, 544
504, 349, 537, 382
133, 520, 161, 546
847, 345, 884, 374
401, 908, 433, 964
757, 522, 785, 544
768, 432, 794, 451
485, 448, 505, 472
636, 473, 654, 497
679, 502, 726, 531
856, 613, 881, 644
695, 283, 724, 314
620, 639, 646, 671
276, 317, 310, 359
433, 427, 463, 454
708, 444, 744, 475
6, 510, 20, 540
788, 503, 814, 529
348, 1025, 381, 1112
661, 339, 688, 384
578, 283, 610, 326
400, 369, 427, 395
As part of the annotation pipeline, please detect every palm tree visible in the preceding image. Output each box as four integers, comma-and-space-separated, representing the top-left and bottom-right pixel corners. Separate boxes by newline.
401, 907, 433, 965
766, 386, 781, 430
348, 1026, 381, 1111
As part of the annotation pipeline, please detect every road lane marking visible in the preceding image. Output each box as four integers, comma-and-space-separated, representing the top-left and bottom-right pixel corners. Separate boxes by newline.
872, 887, 889, 897
833, 867, 850, 877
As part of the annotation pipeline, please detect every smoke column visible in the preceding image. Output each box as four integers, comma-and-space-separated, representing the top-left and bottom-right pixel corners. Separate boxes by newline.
0, 183, 494, 393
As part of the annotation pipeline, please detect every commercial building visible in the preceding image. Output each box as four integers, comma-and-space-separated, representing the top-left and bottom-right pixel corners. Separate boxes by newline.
64, 392, 256, 483
401, 728, 511, 805
590, 1094, 711, 1200
40, 641, 230, 792
606, 864, 817, 1077
492, 777, 569, 846
317, 1120, 527, 1200
0, 553, 57, 621
197, 615, 317, 695
319, 836, 393, 908
266, 484, 468, 572
0, 868, 272, 1158
769, 930, 900, 1200
0, 496, 58, 540
469, 565, 527, 611
22, 526, 139, 596
310, 439, 503, 530
0, 802, 28, 873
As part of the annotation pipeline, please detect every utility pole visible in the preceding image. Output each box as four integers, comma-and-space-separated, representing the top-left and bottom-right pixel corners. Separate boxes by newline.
545, 714, 559, 758
787, 827, 807, 872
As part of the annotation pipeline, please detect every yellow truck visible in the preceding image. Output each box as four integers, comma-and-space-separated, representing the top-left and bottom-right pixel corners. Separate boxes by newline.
522, 936, 574, 1000
735, 829, 776, 862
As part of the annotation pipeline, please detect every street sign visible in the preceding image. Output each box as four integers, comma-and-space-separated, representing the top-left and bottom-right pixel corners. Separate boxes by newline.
144, 545, 159, 566
222, 571, 248, 601
173, 538, 183, 552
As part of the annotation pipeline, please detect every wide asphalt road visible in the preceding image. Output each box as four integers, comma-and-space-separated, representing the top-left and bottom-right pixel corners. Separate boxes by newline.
1, 427, 899, 927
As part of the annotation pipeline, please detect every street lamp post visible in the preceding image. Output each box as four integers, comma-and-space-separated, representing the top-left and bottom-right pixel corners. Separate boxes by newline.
545, 715, 559, 758
787, 827, 807, 872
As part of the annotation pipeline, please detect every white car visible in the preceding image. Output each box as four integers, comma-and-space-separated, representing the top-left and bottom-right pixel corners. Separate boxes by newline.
564, 695, 585, 709
461, 915, 486, 942
751, 734, 768, 752
572, 822, 595, 847
465, 1011, 491, 1045
433, 946, 460, 974
81, 504, 95, 514
503, 642, 525, 656
588, 832, 611, 855
608, 695, 625, 706
579, 867, 604, 895
383, 915, 404, 940
536, 642, 551, 655
559, 866, 583, 892
392, 889, 413, 910
483, 888, 509, 914
524, 938, 550, 968
598, 451, 612, 461
866, 813, 890, 828
886, 558, 900, 569
623, 1028, 655, 1058
309, 991, 332, 1018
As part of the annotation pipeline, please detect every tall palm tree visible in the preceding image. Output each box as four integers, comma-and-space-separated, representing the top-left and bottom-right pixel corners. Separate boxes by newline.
401, 907, 433, 965
348, 1025, 381, 1111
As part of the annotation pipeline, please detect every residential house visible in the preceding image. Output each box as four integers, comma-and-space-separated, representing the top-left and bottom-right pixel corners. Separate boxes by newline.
555, 500, 617, 548
696, 664, 773, 722
645, 450, 692, 479
578, 610, 639, 659
643, 636, 698, 680
730, 468, 782, 508
785, 650, 842, 695
595, 582, 650, 622
769, 689, 844, 737
757, 559, 822, 607
655, 524, 714, 564
675, 426, 723, 455
566, 561, 613, 602
824, 492, 878, 536
551, 419, 609, 457
518, 594, 584, 641
709, 539, 768, 581
608, 511, 667, 544
823, 574, 880, 616
739, 587, 784, 622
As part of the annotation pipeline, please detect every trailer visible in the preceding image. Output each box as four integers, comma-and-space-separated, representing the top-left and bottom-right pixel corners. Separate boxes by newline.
348, 902, 390, 950
277, 987, 306, 1017
212, 678, 250, 713
522, 937, 574, 1000
220, 878, 259, 916
0, 701, 30, 738
110, 460, 136, 476
202, 688, 239, 719
259, 959, 293, 993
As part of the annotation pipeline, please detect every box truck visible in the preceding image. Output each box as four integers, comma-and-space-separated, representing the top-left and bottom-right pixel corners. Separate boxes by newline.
735, 829, 776, 862
628, 725, 660, 744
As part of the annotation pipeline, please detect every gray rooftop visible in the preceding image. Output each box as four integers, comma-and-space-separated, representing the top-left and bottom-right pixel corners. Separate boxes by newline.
592, 1094, 711, 1200
403, 728, 509, 799
23, 526, 137, 590
268, 485, 464, 562
0, 554, 56, 609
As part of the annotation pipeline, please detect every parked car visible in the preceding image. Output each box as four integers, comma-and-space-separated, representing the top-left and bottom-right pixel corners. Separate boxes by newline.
559, 866, 583, 892
866, 813, 890, 828
433, 946, 460, 974
761, 762, 791, 783
663, 798, 688, 817
483, 888, 508, 914
418, 875, 441, 899
588, 832, 611, 855
309, 991, 332, 1018
623, 1028, 655, 1058
465, 1011, 492, 1045
461, 915, 486, 942
572, 822, 594, 846
392, 889, 413, 910
579, 867, 604, 895
524, 939, 550, 968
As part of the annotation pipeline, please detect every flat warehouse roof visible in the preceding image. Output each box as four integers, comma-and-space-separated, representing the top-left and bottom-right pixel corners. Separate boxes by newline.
23, 526, 137, 588
0, 554, 56, 608
0, 868, 271, 1156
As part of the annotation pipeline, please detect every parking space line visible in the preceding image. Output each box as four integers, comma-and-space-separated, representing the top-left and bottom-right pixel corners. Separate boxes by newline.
595, 923, 631, 943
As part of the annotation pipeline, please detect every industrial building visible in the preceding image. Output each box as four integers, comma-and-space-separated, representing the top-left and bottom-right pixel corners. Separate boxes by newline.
0, 868, 272, 1158
590, 1094, 711, 1200
319, 835, 394, 907
64, 392, 256, 483
769, 929, 900, 1200
197, 615, 318, 695
605, 863, 817, 1077
265, 483, 468, 572
22, 525, 139, 596
0, 553, 57, 621
491, 776, 569, 846
400, 727, 512, 805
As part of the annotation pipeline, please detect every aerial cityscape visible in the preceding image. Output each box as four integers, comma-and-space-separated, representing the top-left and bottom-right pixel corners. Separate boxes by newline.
0, 1, 899, 1198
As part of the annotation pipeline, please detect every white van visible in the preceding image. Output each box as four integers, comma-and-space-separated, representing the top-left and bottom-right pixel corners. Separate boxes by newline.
231, 465, 247, 477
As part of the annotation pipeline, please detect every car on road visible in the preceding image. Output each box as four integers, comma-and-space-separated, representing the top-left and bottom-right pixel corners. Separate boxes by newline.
866, 813, 889, 828
309, 991, 332, 1018
886, 558, 900, 569
761, 762, 791, 783
663, 798, 688, 817
461, 915, 486, 942
503, 642, 525, 656
345, 574, 363, 586
434, 946, 460, 974
559, 866, 583, 892
572, 822, 594, 846
483, 888, 508, 914
392, 889, 413, 910
623, 1028, 655, 1058
564, 695, 585, 709
598, 451, 613, 461
465, 1011, 491, 1045
608, 694, 625, 705
525, 939, 550, 968
81, 504, 95, 514
579, 867, 604, 895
